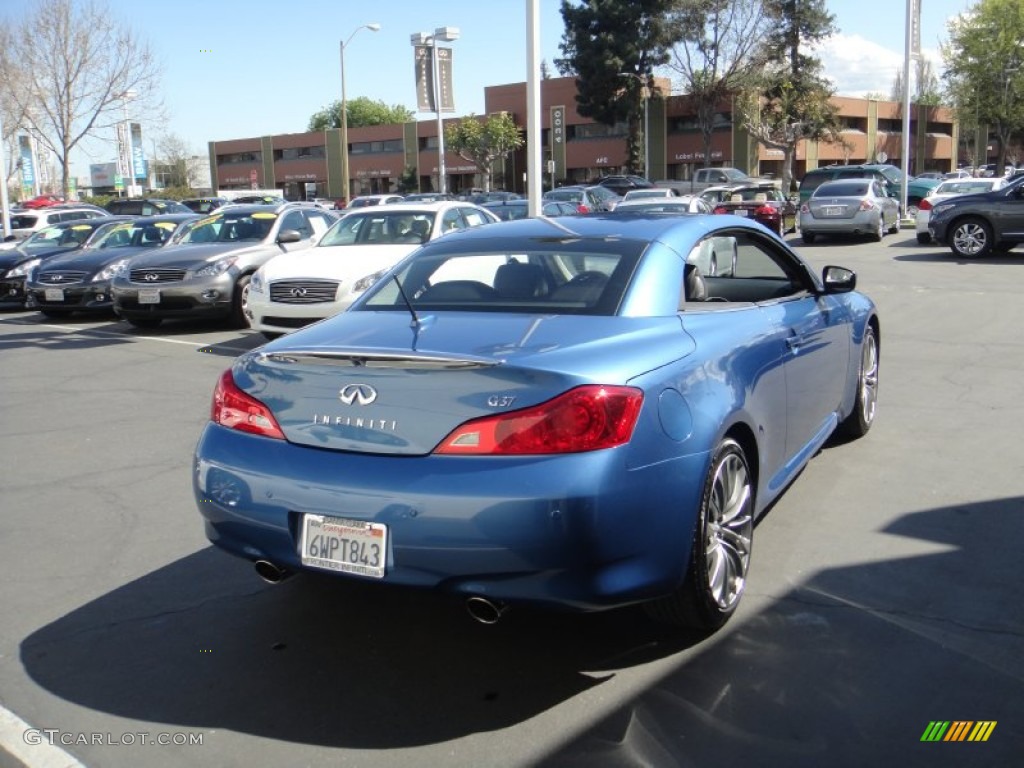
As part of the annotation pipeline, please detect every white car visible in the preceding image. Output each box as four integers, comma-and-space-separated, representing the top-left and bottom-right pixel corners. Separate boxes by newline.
345, 194, 405, 209
621, 188, 679, 201
915, 177, 1008, 244
246, 202, 499, 338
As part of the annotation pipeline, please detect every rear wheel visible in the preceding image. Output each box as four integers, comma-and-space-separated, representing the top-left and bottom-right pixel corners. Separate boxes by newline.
644, 438, 753, 631
916, 232, 931, 244
802, 232, 816, 244
837, 324, 879, 439
871, 216, 884, 242
949, 217, 993, 258
228, 274, 252, 329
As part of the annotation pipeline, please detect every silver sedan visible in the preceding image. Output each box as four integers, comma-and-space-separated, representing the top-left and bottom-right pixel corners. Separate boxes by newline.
799, 179, 901, 243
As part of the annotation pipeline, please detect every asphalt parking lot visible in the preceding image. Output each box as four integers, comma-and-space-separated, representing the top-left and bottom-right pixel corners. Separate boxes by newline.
1, 231, 1022, 768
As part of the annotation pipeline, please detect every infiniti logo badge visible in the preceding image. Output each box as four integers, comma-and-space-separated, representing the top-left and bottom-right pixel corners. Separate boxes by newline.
144, 273, 159, 282
339, 384, 377, 406
290, 286, 307, 297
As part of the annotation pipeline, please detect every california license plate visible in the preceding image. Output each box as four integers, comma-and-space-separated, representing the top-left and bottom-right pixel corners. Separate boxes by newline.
44, 288, 64, 302
733, 209, 748, 216
299, 514, 387, 579
823, 206, 843, 216
138, 288, 160, 304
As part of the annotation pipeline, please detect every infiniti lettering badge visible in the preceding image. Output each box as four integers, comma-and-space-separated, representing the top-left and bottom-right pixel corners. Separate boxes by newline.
339, 384, 377, 406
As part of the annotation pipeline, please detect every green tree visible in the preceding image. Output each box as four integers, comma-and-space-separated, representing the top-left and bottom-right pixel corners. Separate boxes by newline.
396, 165, 419, 194
444, 113, 524, 193
942, 0, 1024, 174
667, 0, 769, 169
556, 0, 680, 174
307, 97, 414, 131
736, 0, 840, 193
0, 0, 161, 199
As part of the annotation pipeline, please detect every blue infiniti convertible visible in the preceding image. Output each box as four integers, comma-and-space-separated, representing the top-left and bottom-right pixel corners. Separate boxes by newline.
194, 213, 879, 631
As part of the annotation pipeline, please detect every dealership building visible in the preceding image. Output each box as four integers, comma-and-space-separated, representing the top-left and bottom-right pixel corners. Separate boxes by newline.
208, 76, 959, 200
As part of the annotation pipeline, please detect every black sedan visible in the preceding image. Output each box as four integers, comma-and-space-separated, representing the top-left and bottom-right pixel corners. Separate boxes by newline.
25, 214, 199, 318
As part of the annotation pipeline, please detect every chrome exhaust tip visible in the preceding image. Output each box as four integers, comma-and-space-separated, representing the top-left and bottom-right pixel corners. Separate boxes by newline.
465, 596, 507, 625
254, 559, 292, 584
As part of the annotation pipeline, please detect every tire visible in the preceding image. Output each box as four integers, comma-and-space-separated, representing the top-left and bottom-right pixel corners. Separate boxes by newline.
644, 438, 754, 631
870, 215, 884, 242
126, 316, 162, 329
949, 217, 993, 258
888, 215, 900, 235
916, 232, 931, 245
837, 324, 879, 439
802, 232, 816, 244
228, 274, 252, 329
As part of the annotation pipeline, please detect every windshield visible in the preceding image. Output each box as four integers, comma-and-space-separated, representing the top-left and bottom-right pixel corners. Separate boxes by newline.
178, 211, 276, 244
935, 180, 997, 195
90, 220, 178, 249
319, 211, 434, 247
21, 224, 96, 252
722, 168, 748, 182
358, 239, 645, 316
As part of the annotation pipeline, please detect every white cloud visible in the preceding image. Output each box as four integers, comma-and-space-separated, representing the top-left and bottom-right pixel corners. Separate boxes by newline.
812, 33, 944, 98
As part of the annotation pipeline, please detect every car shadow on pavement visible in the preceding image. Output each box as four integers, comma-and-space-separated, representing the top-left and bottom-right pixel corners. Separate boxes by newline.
538, 496, 1024, 767
19, 548, 703, 751
0, 313, 264, 355
20, 498, 1024, 762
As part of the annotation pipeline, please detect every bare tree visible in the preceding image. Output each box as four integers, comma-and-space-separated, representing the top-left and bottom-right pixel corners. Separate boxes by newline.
666, 0, 769, 168
0, 0, 162, 198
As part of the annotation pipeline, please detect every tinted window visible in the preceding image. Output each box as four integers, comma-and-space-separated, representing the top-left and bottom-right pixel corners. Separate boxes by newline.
814, 182, 870, 197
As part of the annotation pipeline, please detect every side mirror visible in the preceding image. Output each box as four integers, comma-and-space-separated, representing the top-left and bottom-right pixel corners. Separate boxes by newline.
822, 265, 856, 293
276, 229, 301, 244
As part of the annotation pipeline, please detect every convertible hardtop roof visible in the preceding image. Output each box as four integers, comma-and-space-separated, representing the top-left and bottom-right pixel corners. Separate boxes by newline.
430, 210, 759, 244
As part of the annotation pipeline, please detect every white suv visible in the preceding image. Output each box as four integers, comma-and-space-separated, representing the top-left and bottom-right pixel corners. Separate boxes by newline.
2, 206, 108, 246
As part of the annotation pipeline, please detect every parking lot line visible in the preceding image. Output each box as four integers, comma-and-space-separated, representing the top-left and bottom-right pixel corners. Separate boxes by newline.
0, 705, 85, 768
2, 319, 254, 354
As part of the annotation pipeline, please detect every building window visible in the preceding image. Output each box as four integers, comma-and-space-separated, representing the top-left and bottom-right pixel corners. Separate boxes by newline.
351, 139, 404, 155
569, 121, 628, 140
273, 146, 327, 161
217, 151, 262, 165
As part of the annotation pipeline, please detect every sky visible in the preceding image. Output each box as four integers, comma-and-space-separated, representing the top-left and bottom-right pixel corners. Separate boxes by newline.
4, 0, 977, 179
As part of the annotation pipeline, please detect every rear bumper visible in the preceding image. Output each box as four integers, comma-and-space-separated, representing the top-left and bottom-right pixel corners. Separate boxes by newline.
194, 423, 708, 611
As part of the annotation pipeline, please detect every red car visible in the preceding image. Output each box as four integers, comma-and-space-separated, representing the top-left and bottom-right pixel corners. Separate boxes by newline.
20, 194, 64, 210
702, 182, 797, 237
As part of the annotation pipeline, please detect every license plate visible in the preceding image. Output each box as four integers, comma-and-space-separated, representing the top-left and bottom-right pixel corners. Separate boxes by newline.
733, 209, 748, 216
822, 206, 843, 216
299, 514, 387, 579
138, 288, 160, 304
44, 288, 64, 302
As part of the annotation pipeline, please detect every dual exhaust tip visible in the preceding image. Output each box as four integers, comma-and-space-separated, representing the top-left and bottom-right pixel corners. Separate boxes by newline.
253, 560, 508, 624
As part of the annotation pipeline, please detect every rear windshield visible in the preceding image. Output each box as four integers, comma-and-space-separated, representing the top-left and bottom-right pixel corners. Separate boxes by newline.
358, 238, 644, 316
11, 215, 39, 228
814, 182, 869, 197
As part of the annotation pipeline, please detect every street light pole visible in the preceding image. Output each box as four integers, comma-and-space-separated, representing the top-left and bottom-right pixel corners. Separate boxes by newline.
340, 23, 381, 206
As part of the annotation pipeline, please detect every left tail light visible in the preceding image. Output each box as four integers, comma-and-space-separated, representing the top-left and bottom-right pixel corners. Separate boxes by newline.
435, 385, 643, 455
211, 369, 285, 439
